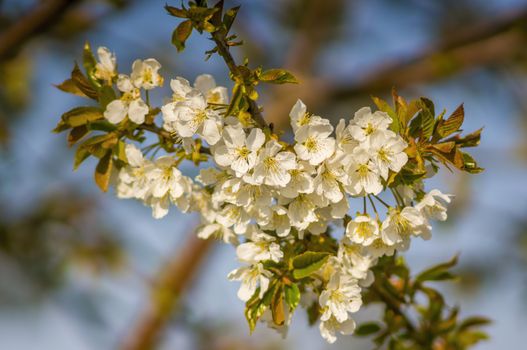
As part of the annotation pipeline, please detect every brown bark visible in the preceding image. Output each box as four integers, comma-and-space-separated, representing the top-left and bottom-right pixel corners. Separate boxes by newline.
120, 234, 214, 350
0, 0, 81, 61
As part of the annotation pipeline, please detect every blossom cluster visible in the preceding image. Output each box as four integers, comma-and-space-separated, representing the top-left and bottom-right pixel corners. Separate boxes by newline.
92, 48, 453, 343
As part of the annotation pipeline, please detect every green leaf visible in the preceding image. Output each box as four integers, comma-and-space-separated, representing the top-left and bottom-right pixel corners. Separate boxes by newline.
172, 20, 193, 52
420, 97, 435, 115
55, 78, 88, 98
270, 284, 285, 326
114, 140, 128, 163
260, 69, 299, 84
447, 128, 482, 148
284, 283, 300, 311
97, 85, 116, 109
458, 316, 491, 331
409, 99, 435, 140
292, 251, 329, 279
78, 134, 118, 159
371, 96, 400, 133
409, 112, 430, 140
461, 151, 484, 174
73, 146, 91, 170
71, 63, 98, 99
61, 106, 104, 128
94, 150, 113, 192
437, 104, 464, 138
86, 120, 118, 133
83, 42, 97, 81
245, 283, 276, 333
458, 330, 490, 347
68, 125, 89, 147
306, 301, 320, 326
416, 255, 458, 283
355, 322, 382, 336
165, 5, 188, 18
223, 6, 240, 33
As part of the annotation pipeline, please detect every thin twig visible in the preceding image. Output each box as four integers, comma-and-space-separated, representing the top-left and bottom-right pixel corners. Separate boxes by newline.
210, 30, 267, 128
371, 282, 418, 336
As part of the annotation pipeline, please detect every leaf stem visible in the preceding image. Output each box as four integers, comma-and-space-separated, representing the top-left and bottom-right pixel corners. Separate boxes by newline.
371, 282, 418, 337
373, 194, 391, 209
367, 195, 378, 217
210, 30, 267, 128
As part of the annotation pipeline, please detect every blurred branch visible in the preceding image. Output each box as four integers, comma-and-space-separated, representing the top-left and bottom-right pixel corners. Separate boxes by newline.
121, 233, 213, 350
330, 7, 527, 99
265, 0, 345, 128
0, 0, 81, 61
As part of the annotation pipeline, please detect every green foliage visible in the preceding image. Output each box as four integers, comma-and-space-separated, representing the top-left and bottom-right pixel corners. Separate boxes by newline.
292, 251, 330, 279
172, 20, 193, 52
374, 90, 483, 190
259, 69, 299, 84
355, 322, 382, 336
284, 283, 300, 311
361, 255, 490, 349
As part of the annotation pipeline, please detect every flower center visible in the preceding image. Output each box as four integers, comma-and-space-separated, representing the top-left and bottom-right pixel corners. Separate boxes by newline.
356, 222, 372, 238
264, 156, 278, 171
236, 146, 250, 159
394, 213, 411, 235
191, 110, 207, 127
365, 123, 375, 135
299, 112, 312, 126
378, 148, 390, 162
305, 137, 319, 152
357, 164, 370, 177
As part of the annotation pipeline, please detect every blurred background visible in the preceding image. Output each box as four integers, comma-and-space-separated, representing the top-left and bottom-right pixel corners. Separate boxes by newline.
1, 0, 526, 349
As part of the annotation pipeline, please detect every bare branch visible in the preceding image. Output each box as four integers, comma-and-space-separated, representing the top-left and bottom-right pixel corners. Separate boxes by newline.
0, 0, 81, 61
121, 234, 214, 350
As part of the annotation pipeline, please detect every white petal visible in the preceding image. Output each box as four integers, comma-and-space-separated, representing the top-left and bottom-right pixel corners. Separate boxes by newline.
200, 118, 221, 145
125, 143, 144, 167
128, 99, 148, 124
104, 100, 127, 124
213, 145, 233, 167
246, 128, 265, 151
194, 74, 216, 94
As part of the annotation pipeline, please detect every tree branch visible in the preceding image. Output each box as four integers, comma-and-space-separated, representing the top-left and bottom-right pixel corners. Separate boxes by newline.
210, 30, 267, 128
329, 7, 527, 99
121, 234, 214, 350
370, 282, 418, 337
0, 0, 81, 61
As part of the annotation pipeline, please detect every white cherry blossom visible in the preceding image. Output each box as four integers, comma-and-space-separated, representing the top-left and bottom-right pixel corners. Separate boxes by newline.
349, 107, 392, 142
194, 73, 229, 104
104, 74, 148, 124
319, 273, 362, 323
319, 316, 356, 344
345, 148, 383, 196
93, 46, 116, 82
130, 58, 163, 90
289, 99, 330, 133
228, 263, 272, 302
236, 230, 283, 263
381, 206, 430, 245
117, 143, 153, 200
346, 214, 380, 246
294, 124, 336, 166
368, 131, 408, 179
213, 126, 265, 176
415, 189, 452, 221
251, 140, 296, 187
